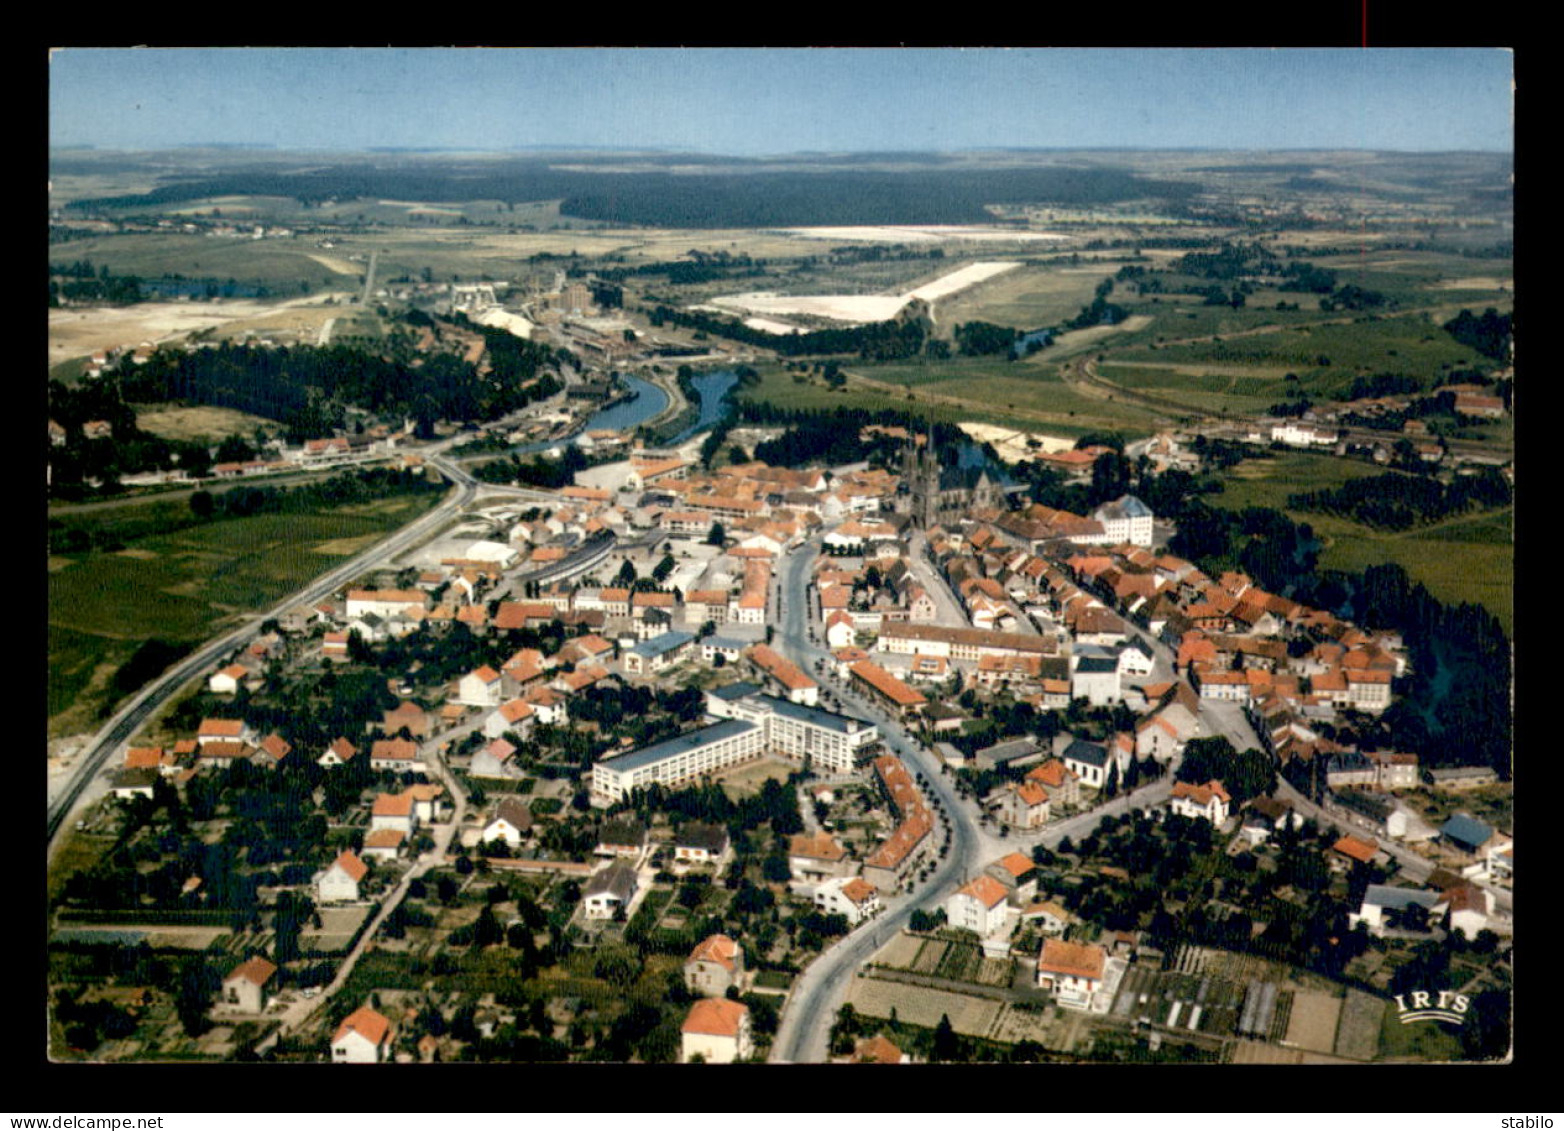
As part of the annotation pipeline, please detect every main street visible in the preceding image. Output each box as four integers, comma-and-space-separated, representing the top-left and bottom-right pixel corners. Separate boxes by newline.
768, 534, 1190, 1061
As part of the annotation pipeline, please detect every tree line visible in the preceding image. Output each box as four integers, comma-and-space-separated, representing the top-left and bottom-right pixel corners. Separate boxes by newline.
1288, 468, 1511, 531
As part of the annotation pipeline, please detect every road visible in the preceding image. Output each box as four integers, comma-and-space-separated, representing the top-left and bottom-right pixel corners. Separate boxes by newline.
46, 443, 480, 856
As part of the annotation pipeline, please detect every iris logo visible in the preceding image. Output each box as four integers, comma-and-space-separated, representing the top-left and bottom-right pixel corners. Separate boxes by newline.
1393, 990, 1469, 1025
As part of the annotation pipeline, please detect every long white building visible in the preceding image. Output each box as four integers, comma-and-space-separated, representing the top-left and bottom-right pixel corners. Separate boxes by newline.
591, 686, 880, 803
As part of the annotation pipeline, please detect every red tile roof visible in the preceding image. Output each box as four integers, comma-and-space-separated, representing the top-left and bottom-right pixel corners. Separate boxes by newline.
681, 997, 748, 1038
225, 956, 277, 987
688, 934, 742, 973
1038, 938, 1106, 981
334, 1005, 393, 1048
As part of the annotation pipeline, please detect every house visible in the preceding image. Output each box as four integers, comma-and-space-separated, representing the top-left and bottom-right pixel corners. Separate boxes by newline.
582, 860, 639, 920
1441, 883, 1494, 940
370, 792, 417, 836
1036, 939, 1109, 1011
621, 630, 696, 676
996, 780, 1051, 830
208, 664, 249, 695
1331, 834, 1383, 869
315, 850, 368, 904
1025, 759, 1082, 808
680, 998, 752, 1064
1091, 495, 1155, 547
482, 798, 535, 848
221, 956, 277, 1014
198, 718, 256, 747
483, 699, 537, 742
471, 738, 522, 779
813, 876, 882, 926
684, 934, 745, 997
252, 733, 293, 770
986, 852, 1039, 905
789, 831, 852, 882
945, 874, 1014, 938
1021, 899, 1075, 936
1440, 813, 1501, 857
595, 820, 648, 859
854, 1035, 910, 1064
1240, 797, 1302, 846
1349, 885, 1444, 937
1167, 779, 1232, 825
368, 738, 423, 773
457, 665, 507, 707
318, 737, 358, 768
674, 824, 732, 869
1061, 739, 1110, 789
332, 1005, 394, 1064
360, 829, 407, 862
110, 767, 159, 801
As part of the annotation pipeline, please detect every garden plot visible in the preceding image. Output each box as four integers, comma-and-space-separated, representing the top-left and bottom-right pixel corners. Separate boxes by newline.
846, 976, 1003, 1037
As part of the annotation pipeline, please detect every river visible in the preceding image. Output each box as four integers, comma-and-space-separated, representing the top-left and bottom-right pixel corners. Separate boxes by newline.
666, 369, 740, 445
508, 374, 669, 457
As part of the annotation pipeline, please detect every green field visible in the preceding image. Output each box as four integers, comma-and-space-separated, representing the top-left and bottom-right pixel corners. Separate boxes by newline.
1114, 312, 1494, 398
47, 494, 441, 736
1211, 453, 1512, 633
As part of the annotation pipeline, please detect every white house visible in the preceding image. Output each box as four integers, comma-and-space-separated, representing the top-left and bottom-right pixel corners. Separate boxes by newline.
1061, 739, 1111, 790
221, 956, 277, 1014
1036, 939, 1109, 1012
582, 861, 638, 920
680, 998, 752, 1064
208, 664, 249, 695
315, 850, 368, 904
332, 1005, 394, 1063
945, 874, 1014, 938
1092, 495, 1155, 547
684, 934, 744, 997
457, 665, 507, 707
482, 798, 534, 848
1168, 780, 1232, 825
813, 876, 882, 926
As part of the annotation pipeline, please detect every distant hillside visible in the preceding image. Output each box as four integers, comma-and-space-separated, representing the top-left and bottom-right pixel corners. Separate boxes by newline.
63, 159, 1200, 228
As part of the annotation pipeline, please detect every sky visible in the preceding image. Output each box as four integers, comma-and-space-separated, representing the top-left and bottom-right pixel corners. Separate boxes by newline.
48, 48, 1515, 155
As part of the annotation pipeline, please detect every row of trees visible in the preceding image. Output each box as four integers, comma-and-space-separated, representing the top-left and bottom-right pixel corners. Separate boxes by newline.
1287, 467, 1511, 531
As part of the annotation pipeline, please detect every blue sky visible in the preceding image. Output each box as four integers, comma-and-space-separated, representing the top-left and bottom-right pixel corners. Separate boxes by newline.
49, 48, 1514, 154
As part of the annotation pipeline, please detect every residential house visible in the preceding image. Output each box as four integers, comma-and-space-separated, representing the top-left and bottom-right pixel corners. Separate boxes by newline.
1348, 885, 1444, 937
789, 831, 852, 882
595, 820, 648, 859
317, 737, 358, 769
482, 798, 535, 848
368, 738, 423, 773
370, 792, 417, 836
316, 850, 369, 904
332, 1005, 394, 1064
684, 934, 745, 997
1036, 939, 1109, 1012
582, 861, 639, 920
674, 824, 732, 870
945, 874, 1014, 938
221, 956, 277, 1014
680, 999, 752, 1064
996, 780, 1051, 830
1167, 780, 1232, 825
813, 876, 882, 926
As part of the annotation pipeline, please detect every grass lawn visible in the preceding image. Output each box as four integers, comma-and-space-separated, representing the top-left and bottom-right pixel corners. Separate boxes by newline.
47, 494, 440, 736
1376, 997, 1465, 1061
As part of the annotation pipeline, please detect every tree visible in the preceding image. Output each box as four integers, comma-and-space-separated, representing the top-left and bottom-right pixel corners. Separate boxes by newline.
705, 522, 726, 547
931, 1013, 961, 1062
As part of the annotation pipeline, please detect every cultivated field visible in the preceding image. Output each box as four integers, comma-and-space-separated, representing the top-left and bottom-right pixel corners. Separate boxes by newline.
1281, 990, 1342, 1054
700, 261, 1024, 327
781, 226, 1068, 244
845, 975, 1003, 1037
47, 494, 441, 737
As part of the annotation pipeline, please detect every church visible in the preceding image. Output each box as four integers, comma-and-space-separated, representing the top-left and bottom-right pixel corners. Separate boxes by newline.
898, 424, 1006, 528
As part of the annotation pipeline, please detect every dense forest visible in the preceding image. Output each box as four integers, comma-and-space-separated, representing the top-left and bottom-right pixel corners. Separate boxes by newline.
66, 162, 1200, 228
113, 337, 562, 438
1442, 308, 1513, 362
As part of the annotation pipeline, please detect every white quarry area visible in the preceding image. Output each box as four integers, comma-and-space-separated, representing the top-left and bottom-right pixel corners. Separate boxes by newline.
696, 261, 1023, 330
475, 307, 535, 339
